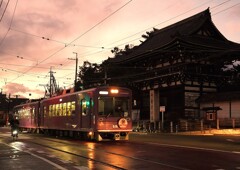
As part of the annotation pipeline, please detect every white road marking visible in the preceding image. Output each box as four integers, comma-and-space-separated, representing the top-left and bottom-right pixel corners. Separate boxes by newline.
74, 166, 90, 170
226, 139, 234, 142
47, 154, 57, 158
59, 159, 71, 164
146, 142, 240, 154
3, 143, 68, 170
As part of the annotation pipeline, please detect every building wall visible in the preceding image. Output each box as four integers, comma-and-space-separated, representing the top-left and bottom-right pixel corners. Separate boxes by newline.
200, 100, 240, 119
217, 102, 230, 118
231, 101, 240, 118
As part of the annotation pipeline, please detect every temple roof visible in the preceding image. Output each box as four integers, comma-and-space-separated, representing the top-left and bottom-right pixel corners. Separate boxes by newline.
107, 8, 240, 64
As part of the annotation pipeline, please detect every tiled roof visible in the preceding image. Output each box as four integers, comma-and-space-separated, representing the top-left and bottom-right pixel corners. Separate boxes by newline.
107, 8, 240, 64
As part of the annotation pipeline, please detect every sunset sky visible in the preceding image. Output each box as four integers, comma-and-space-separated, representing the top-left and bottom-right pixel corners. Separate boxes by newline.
0, 0, 239, 99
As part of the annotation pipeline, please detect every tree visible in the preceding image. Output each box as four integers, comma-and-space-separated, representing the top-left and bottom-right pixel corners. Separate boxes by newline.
78, 61, 104, 89
221, 61, 240, 91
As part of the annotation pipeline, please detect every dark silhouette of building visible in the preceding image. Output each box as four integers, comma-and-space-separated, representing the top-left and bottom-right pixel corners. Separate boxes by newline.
101, 8, 240, 124
0, 93, 28, 126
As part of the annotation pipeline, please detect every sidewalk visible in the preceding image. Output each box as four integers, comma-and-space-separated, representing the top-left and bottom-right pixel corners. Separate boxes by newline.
132, 128, 240, 136
184, 128, 240, 135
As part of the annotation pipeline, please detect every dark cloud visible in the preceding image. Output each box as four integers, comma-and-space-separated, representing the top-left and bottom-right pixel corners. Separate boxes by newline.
3, 83, 44, 98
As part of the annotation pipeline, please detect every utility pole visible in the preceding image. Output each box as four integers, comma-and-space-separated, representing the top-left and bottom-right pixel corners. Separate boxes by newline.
68, 52, 78, 92
49, 67, 53, 97
49, 67, 57, 97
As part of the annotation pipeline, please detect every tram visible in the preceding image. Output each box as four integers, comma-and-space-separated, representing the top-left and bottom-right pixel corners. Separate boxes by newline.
13, 86, 132, 141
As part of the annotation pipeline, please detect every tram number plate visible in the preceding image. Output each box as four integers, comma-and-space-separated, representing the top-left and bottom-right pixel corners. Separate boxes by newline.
113, 125, 118, 128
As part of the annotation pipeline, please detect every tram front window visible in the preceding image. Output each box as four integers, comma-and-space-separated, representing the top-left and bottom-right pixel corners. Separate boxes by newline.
98, 97, 129, 117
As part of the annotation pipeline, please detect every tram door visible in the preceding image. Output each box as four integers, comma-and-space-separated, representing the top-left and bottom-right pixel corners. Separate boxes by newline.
32, 107, 36, 128
81, 98, 92, 128
33, 102, 40, 128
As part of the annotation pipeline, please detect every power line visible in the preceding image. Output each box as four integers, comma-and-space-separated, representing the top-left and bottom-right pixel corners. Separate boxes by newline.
0, 0, 10, 22
103, 0, 236, 52
65, 0, 133, 48
0, 0, 3, 8
10, 27, 106, 49
0, 0, 18, 48
76, 0, 232, 62
212, 1, 240, 15
7, 0, 133, 84
104, 0, 213, 48
97, 0, 239, 59
210, 0, 231, 10
3, 0, 239, 89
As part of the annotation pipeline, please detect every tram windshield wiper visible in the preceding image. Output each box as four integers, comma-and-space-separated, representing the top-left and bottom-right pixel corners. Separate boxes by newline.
106, 113, 111, 118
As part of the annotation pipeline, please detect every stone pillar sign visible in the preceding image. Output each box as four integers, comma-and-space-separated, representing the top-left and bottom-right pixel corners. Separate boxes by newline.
150, 89, 159, 123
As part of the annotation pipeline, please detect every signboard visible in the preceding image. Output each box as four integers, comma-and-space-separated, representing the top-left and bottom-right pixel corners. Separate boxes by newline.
160, 106, 165, 112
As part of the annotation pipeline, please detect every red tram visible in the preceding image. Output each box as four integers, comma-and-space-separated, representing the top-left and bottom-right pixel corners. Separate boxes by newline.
13, 86, 132, 141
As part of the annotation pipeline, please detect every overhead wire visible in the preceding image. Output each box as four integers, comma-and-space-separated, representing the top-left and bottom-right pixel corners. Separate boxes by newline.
2, 0, 240, 91
0, 0, 17, 48
212, 1, 240, 15
0, 0, 10, 22
8, 0, 133, 84
0, 0, 3, 8
46, 0, 240, 74
104, 0, 213, 48
91, 0, 239, 61
10, 27, 106, 49
71, 0, 227, 64
74, 0, 215, 62
210, 0, 231, 10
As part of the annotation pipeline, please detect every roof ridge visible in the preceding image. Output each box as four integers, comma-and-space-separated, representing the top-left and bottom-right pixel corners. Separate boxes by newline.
153, 8, 210, 36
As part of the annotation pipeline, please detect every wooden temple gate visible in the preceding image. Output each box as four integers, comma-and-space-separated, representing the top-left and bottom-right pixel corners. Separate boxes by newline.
88, 9, 240, 131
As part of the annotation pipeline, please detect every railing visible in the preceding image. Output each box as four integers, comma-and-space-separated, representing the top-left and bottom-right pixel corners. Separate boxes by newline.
132, 118, 240, 133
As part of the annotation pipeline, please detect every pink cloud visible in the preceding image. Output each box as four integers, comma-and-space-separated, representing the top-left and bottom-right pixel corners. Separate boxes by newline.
3, 83, 44, 98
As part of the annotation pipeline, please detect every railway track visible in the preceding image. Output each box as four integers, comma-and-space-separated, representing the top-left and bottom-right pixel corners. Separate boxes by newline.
1, 132, 188, 170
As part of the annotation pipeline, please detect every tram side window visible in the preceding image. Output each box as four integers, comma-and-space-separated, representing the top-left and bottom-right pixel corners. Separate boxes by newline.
49, 105, 52, 117
55, 104, 59, 116
81, 99, 90, 116
67, 102, 71, 116
32, 108, 35, 118
44, 106, 47, 117
18, 108, 30, 119
18, 110, 22, 118
26, 109, 31, 119
19, 109, 23, 119
71, 101, 76, 116
53, 105, 57, 116
48, 102, 75, 117
63, 103, 67, 116
59, 103, 63, 116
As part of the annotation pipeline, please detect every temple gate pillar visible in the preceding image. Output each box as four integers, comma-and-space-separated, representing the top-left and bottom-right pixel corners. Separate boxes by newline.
150, 89, 160, 129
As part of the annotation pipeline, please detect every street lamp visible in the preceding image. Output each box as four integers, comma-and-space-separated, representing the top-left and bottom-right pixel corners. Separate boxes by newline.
68, 52, 78, 91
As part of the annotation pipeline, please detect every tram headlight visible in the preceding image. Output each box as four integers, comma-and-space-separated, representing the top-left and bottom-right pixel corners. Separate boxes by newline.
110, 89, 119, 94
99, 91, 108, 95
